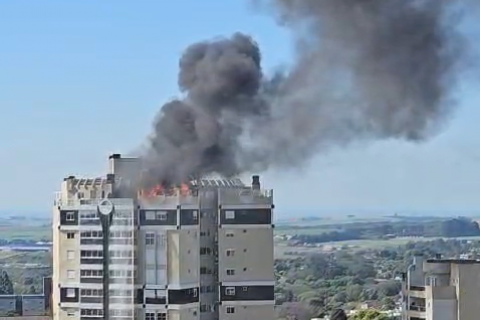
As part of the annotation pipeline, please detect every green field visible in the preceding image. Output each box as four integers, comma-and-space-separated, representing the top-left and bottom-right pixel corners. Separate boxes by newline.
274, 216, 412, 236
0, 225, 51, 241
274, 236, 480, 258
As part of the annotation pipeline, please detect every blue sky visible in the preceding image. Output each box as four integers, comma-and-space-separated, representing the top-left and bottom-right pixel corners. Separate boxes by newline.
1, 0, 479, 216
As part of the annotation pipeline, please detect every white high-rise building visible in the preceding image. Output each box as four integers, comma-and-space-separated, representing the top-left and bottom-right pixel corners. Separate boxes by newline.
52, 154, 275, 320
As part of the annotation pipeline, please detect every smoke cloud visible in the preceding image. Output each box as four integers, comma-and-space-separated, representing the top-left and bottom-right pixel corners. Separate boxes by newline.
141, 0, 474, 186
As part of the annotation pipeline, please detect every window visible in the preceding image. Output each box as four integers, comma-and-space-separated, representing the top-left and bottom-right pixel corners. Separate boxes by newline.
109, 310, 132, 317
109, 269, 134, 278
226, 269, 235, 276
81, 250, 103, 258
226, 249, 235, 257
200, 285, 214, 293
66, 212, 75, 221
156, 211, 167, 221
81, 309, 103, 316
67, 270, 75, 279
427, 276, 437, 286
226, 230, 234, 237
66, 232, 75, 239
200, 267, 212, 275
80, 231, 103, 238
80, 269, 103, 278
145, 233, 155, 246
158, 234, 166, 247
66, 288, 76, 298
110, 250, 133, 258
157, 313, 167, 320
81, 289, 103, 297
146, 312, 155, 320
109, 289, 133, 297
200, 247, 212, 255
146, 211, 156, 220
226, 306, 235, 314
225, 287, 235, 296
225, 210, 235, 219
67, 250, 75, 260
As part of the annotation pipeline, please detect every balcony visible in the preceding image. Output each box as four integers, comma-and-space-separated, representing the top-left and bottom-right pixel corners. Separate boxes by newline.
410, 286, 425, 291
408, 285, 426, 298
408, 305, 426, 319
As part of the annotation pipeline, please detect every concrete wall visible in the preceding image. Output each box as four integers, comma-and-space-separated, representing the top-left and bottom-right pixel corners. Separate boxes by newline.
218, 304, 274, 320
218, 227, 274, 282
451, 263, 480, 320
167, 230, 199, 286
21, 297, 45, 317
428, 299, 457, 320
0, 297, 16, 316
168, 307, 198, 320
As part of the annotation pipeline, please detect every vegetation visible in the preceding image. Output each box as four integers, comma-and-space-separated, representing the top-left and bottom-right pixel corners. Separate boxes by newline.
0, 251, 51, 294
350, 310, 390, 320
275, 238, 480, 320
0, 271, 13, 294
286, 217, 480, 244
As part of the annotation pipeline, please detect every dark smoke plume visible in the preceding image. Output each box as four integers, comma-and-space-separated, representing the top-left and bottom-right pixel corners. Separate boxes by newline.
141, 0, 474, 186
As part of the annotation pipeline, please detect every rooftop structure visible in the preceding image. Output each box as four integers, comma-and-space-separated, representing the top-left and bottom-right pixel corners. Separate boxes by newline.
402, 255, 480, 320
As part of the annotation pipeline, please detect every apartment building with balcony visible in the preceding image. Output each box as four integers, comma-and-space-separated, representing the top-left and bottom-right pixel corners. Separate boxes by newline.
52, 154, 275, 320
401, 255, 480, 320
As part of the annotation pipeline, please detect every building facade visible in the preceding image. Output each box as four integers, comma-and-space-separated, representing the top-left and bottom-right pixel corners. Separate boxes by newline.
52, 154, 275, 320
402, 255, 480, 320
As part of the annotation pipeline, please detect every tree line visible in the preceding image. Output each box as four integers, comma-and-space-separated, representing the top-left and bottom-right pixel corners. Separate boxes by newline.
291, 217, 480, 244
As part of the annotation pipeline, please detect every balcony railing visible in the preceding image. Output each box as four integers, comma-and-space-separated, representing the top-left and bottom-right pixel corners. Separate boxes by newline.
410, 286, 425, 291
409, 305, 426, 312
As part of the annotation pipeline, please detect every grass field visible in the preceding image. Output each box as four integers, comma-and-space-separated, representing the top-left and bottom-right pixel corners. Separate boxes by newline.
274, 236, 480, 258
0, 225, 51, 241
274, 216, 414, 236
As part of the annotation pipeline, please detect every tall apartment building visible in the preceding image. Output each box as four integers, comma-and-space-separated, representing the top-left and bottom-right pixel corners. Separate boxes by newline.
52, 154, 275, 320
402, 255, 480, 320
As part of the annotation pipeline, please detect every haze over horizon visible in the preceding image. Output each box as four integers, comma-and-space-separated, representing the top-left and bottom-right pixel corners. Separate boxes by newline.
1, 0, 480, 215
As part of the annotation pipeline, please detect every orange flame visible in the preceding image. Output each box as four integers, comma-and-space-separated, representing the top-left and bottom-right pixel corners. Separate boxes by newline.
180, 183, 189, 196
139, 183, 191, 198
149, 185, 163, 197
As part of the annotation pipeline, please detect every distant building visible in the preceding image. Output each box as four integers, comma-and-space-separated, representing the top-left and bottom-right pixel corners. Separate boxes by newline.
52, 154, 275, 320
402, 255, 480, 320
0, 277, 51, 317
